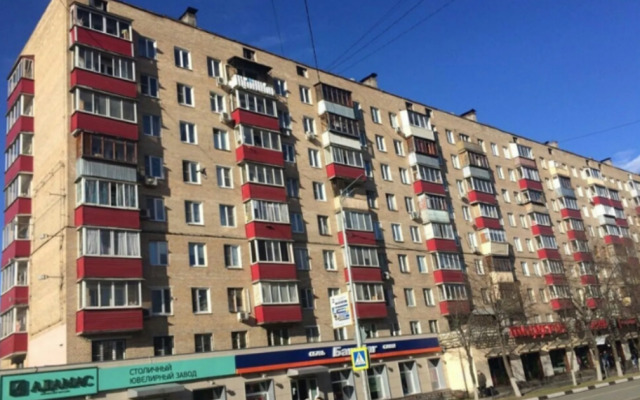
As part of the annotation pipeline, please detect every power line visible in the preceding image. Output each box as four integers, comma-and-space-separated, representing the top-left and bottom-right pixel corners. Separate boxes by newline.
302, 0, 322, 82
336, 0, 457, 74
324, 0, 406, 70
329, 0, 426, 72
270, 0, 286, 56
559, 119, 640, 143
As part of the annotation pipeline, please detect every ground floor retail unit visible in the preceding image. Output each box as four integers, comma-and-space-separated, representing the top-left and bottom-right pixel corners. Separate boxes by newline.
0, 336, 449, 400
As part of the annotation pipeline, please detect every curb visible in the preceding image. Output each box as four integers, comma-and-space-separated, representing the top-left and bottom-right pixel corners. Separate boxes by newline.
529, 375, 640, 400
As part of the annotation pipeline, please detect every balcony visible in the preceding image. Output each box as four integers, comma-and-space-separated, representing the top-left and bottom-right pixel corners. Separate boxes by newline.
462, 165, 491, 180
6, 116, 34, 148
70, 68, 137, 98
610, 199, 624, 210
4, 198, 31, 225
77, 257, 142, 279
7, 57, 34, 108
70, 112, 138, 140
398, 110, 434, 140
426, 238, 459, 252
413, 180, 446, 196
554, 186, 575, 199
1, 241, 30, 267
76, 309, 143, 335
518, 179, 543, 192
586, 298, 601, 309
317, 100, 356, 120
231, 109, 280, 132
604, 235, 623, 245
355, 302, 387, 319
74, 206, 140, 229
467, 190, 497, 205
572, 252, 593, 262
344, 267, 382, 282
420, 209, 450, 224
549, 163, 570, 177
0, 332, 27, 359
70, 25, 133, 57
321, 131, 361, 149
4, 155, 33, 186
456, 140, 484, 155
524, 202, 549, 215
537, 248, 562, 260
544, 274, 567, 286
229, 75, 275, 97
408, 152, 440, 169
567, 230, 587, 241
338, 230, 377, 246
245, 221, 292, 240
236, 145, 284, 167
433, 269, 465, 284
550, 298, 572, 311
335, 196, 368, 211
560, 208, 582, 219
254, 304, 302, 324
241, 183, 287, 202
250, 263, 297, 281
475, 216, 501, 230
513, 156, 537, 169
439, 300, 470, 316
591, 196, 612, 207
490, 271, 515, 283
616, 218, 628, 228
0, 287, 28, 313
479, 242, 510, 256
580, 274, 598, 285
585, 175, 605, 187
326, 163, 366, 182
590, 319, 608, 330
530, 224, 554, 236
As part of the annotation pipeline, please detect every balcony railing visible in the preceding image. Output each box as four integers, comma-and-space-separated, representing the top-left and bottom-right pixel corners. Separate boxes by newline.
230, 75, 275, 97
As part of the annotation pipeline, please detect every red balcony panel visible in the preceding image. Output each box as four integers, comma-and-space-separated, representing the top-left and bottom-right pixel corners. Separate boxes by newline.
550, 298, 572, 311
0, 287, 28, 313
604, 235, 623, 245
434, 269, 465, 284
475, 217, 501, 230
74, 206, 140, 229
6, 116, 34, 148
531, 224, 554, 236
467, 190, 497, 205
4, 198, 31, 224
70, 69, 137, 98
236, 144, 284, 167
241, 183, 287, 202
231, 109, 280, 131
246, 221, 292, 240
544, 274, 567, 286
1, 241, 31, 267
355, 302, 388, 319
77, 256, 142, 279
4, 156, 33, 186
76, 309, 143, 335
344, 267, 382, 282
250, 263, 297, 281
590, 319, 608, 330
572, 252, 593, 262
0, 333, 27, 359
338, 230, 376, 246
413, 181, 446, 196
7, 79, 34, 110
586, 298, 601, 310
580, 274, 598, 285
326, 163, 366, 181
254, 304, 302, 324
71, 112, 138, 140
509, 323, 566, 338
592, 196, 612, 207
560, 208, 582, 219
636, 206, 640, 216
426, 239, 459, 253
71, 26, 133, 57
518, 179, 543, 192
439, 300, 471, 316
616, 218, 628, 228
567, 230, 587, 241
611, 199, 623, 210
537, 248, 561, 260
513, 157, 537, 169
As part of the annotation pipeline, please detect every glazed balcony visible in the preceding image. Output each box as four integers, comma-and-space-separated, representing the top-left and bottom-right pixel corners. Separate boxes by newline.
537, 248, 562, 261
70, 68, 137, 98
490, 271, 515, 283
580, 274, 598, 285
549, 163, 570, 177
398, 110, 434, 140
544, 274, 567, 286
585, 175, 605, 187
572, 252, 593, 262
70, 112, 138, 140
0, 287, 28, 313
254, 304, 302, 324
560, 208, 582, 219
463, 165, 491, 180
4, 156, 32, 187
241, 183, 287, 202
236, 145, 284, 167
433, 269, 465, 284
250, 263, 297, 281
479, 242, 510, 256
512, 156, 537, 169
413, 180, 446, 196
604, 235, 623, 245
334, 195, 369, 211
4, 198, 31, 226
420, 209, 450, 224
610, 199, 624, 210
616, 218, 628, 228
77, 257, 142, 279
426, 238, 459, 252
344, 267, 382, 283
456, 140, 484, 155
567, 230, 587, 241
315, 83, 356, 119
407, 136, 439, 158
1, 241, 30, 267
467, 190, 497, 205
326, 163, 366, 182
530, 224, 554, 236
7, 57, 34, 105
0, 332, 27, 359
592, 196, 612, 207
518, 179, 543, 192
550, 298, 572, 311
338, 230, 377, 246
355, 302, 387, 319
439, 300, 470, 316
74, 206, 140, 229
76, 309, 143, 335
245, 221, 292, 240
586, 298, 601, 309
229, 75, 275, 97
475, 216, 501, 230
554, 186, 575, 199
231, 108, 280, 132
6, 116, 34, 148
408, 152, 440, 169
70, 5, 133, 57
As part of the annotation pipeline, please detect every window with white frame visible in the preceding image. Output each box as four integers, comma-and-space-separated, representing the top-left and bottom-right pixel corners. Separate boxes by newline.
149, 241, 168, 266
308, 149, 321, 168
438, 284, 468, 301
216, 166, 233, 188
410, 226, 420, 242
393, 140, 404, 156
424, 288, 435, 306
240, 125, 281, 151
92, 339, 126, 361
79, 227, 140, 257
371, 107, 381, 123
75, 88, 136, 122
323, 250, 336, 270
381, 164, 392, 181
235, 90, 274, 116
274, 78, 287, 96
386, 194, 397, 211
317, 215, 330, 235
349, 246, 379, 267
191, 288, 210, 313
224, 244, 241, 268
185, 201, 204, 224
299, 86, 312, 104
146, 197, 165, 221
417, 256, 428, 273
286, 178, 299, 198
416, 165, 442, 183
140, 74, 158, 97
182, 161, 201, 184
210, 92, 225, 113
137, 36, 156, 59
213, 129, 229, 150
76, 178, 137, 209
355, 283, 385, 302
219, 204, 235, 227
391, 224, 403, 241
179, 121, 197, 144
249, 240, 292, 263
399, 168, 410, 184
375, 135, 386, 152
79, 280, 141, 309
207, 57, 222, 77
188, 243, 206, 267
258, 282, 299, 304
177, 83, 194, 106
143, 114, 161, 136
282, 143, 295, 163
174, 47, 191, 69
313, 182, 326, 201
433, 253, 462, 270
245, 199, 289, 223
398, 254, 409, 272
151, 287, 172, 315
302, 116, 315, 134
343, 211, 373, 231
245, 163, 284, 187
294, 248, 310, 270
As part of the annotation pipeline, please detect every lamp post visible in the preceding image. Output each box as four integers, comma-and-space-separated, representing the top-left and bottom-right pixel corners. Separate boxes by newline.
339, 173, 370, 400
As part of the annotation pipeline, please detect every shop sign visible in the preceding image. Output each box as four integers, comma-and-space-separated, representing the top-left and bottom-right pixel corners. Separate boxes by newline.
1, 368, 97, 400
509, 322, 566, 338
98, 356, 235, 391
330, 293, 352, 328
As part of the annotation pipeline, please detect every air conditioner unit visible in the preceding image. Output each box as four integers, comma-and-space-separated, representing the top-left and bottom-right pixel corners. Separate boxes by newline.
140, 208, 150, 219
216, 76, 226, 86
236, 311, 250, 322
280, 128, 292, 137
410, 211, 421, 221
394, 126, 402, 134
305, 131, 316, 140
219, 112, 232, 123
144, 176, 158, 187
382, 271, 391, 280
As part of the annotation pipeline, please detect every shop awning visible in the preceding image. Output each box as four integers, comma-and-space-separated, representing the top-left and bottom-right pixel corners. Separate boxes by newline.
127, 383, 185, 398
287, 366, 329, 377
596, 335, 608, 345
542, 339, 571, 351
515, 342, 541, 355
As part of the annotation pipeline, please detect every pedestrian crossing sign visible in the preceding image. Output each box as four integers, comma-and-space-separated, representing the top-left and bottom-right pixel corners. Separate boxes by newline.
350, 347, 369, 372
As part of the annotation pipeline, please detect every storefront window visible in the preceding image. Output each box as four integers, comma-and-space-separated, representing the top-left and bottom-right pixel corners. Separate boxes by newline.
194, 387, 226, 400
428, 358, 445, 390
399, 361, 420, 395
367, 365, 390, 400
331, 369, 355, 400
245, 380, 273, 400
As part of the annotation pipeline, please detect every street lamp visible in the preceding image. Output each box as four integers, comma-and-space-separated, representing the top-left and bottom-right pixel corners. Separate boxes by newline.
338, 173, 371, 400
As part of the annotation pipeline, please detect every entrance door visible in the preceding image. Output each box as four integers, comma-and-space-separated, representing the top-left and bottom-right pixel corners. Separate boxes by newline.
291, 377, 318, 400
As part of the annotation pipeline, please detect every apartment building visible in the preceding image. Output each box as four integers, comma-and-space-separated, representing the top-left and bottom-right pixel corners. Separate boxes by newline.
1, 0, 639, 399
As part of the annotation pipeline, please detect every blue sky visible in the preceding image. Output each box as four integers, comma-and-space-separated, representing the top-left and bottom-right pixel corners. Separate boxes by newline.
2, 0, 640, 174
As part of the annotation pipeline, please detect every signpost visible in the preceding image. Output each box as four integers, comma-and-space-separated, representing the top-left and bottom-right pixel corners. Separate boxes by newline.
350, 347, 370, 372
330, 292, 352, 328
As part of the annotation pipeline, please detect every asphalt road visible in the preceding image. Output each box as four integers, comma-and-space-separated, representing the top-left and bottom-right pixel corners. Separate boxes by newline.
554, 379, 640, 400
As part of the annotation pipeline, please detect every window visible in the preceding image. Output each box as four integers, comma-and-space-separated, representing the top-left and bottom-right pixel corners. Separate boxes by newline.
312, 182, 326, 201
433, 253, 462, 270
386, 194, 397, 211
194, 334, 212, 353
174, 47, 191, 69
421, 289, 436, 308
318, 215, 330, 235
213, 129, 229, 150
367, 191, 377, 208
283, 178, 298, 198
149, 241, 168, 266
299, 86, 312, 104
92, 339, 126, 361
431, 223, 455, 239
146, 197, 165, 221
451, 155, 461, 169
397, 168, 410, 185
75, 88, 136, 122
462, 206, 471, 221
291, 213, 304, 233
456, 180, 465, 196
323, 250, 336, 271
79, 280, 141, 309
245, 163, 284, 187
491, 143, 499, 155
526, 239, 534, 252
250, 240, 292, 263
417, 256, 428, 273
274, 78, 287, 96
398, 255, 409, 272
294, 248, 310, 270
409, 321, 421, 335
216, 166, 233, 188
507, 213, 516, 227
438, 284, 468, 301
355, 283, 385, 302
178, 122, 197, 144
142, 114, 161, 136
76, 178, 138, 209
404, 288, 416, 307
410, 226, 421, 242
183, 161, 201, 184
428, 320, 439, 334
231, 331, 247, 349
74, 46, 134, 81
391, 224, 403, 241
224, 245, 241, 268
368, 366, 390, 400
151, 288, 172, 315
189, 243, 206, 267
296, 65, 308, 77
308, 149, 321, 168
177, 83, 194, 106
153, 336, 174, 356
381, 164, 392, 181
192, 288, 211, 313
79, 228, 140, 257
218, 205, 235, 227
371, 107, 381, 123
138, 36, 156, 59
502, 189, 511, 203
446, 130, 455, 144
375, 135, 386, 151
300, 288, 314, 309
474, 259, 485, 275
304, 326, 320, 343
185, 201, 204, 224
267, 328, 290, 346
330, 146, 363, 168
521, 262, 530, 276
392, 140, 405, 156
140, 74, 158, 97
349, 246, 380, 267
281, 143, 295, 163
389, 112, 399, 128
207, 57, 222, 77
237, 91, 277, 116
